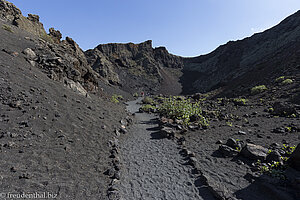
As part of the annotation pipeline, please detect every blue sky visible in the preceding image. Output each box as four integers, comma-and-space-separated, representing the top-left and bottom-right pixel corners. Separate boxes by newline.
8, 0, 300, 57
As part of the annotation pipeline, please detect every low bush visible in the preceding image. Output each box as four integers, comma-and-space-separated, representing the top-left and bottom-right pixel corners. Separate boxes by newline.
140, 104, 156, 113
282, 79, 293, 85
133, 92, 139, 97
232, 98, 248, 106
275, 76, 285, 83
111, 94, 123, 103
251, 85, 267, 95
157, 97, 209, 127
142, 97, 154, 105
256, 144, 296, 179
2, 24, 13, 33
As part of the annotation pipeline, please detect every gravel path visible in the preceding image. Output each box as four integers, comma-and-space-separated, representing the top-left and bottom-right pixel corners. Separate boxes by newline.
118, 98, 210, 200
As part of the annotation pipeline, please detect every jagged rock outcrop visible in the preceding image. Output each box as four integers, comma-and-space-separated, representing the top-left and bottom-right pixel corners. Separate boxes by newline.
0, 0, 98, 94
0, 0, 50, 40
49, 27, 62, 44
85, 40, 183, 94
13, 14, 50, 41
0, 0, 21, 21
32, 36, 99, 92
181, 10, 300, 95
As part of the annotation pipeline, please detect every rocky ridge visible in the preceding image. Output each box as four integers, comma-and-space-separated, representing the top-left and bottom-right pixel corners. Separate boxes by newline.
181, 10, 300, 97
1, 0, 101, 96
85, 40, 183, 94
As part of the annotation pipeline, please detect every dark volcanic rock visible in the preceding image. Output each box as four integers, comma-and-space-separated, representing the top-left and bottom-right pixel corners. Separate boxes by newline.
226, 138, 240, 149
1, 1, 98, 94
219, 145, 239, 157
48, 27, 62, 44
272, 101, 297, 116
85, 40, 183, 94
0, 0, 21, 21
241, 143, 268, 160
289, 144, 300, 171
34, 36, 99, 93
181, 10, 300, 95
266, 150, 282, 163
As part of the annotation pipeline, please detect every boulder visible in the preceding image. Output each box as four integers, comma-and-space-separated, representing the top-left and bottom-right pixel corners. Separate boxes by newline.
241, 143, 268, 160
64, 79, 88, 96
288, 144, 300, 171
218, 145, 239, 157
226, 138, 239, 149
266, 150, 282, 163
272, 102, 297, 116
160, 126, 177, 138
23, 48, 36, 60
225, 138, 245, 150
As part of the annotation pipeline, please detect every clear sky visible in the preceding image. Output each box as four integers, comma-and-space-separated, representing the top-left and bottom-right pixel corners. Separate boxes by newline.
8, 0, 300, 57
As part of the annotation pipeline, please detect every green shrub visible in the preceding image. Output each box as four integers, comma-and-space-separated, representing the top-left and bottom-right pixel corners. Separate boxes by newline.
226, 121, 233, 127
133, 92, 139, 97
111, 94, 123, 103
2, 24, 14, 33
154, 96, 166, 103
251, 85, 267, 95
282, 144, 296, 155
232, 98, 248, 106
142, 97, 154, 105
140, 104, 156, 113
275, 76, 285, 83
282, 79, 293, 85
268, 107, 274, 113
157, 97, 208, 127
256, 144, 296, 179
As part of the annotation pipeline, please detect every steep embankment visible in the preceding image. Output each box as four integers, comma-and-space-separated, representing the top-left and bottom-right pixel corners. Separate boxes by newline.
181, 10, 300, 97
0, 1, 129, 199
85, 41, 184, 95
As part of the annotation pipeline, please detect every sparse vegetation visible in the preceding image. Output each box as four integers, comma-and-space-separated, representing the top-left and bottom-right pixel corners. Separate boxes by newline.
282, 79, 293, 85
285, 126, 292, 132
275, 76, 285, 83
275, 76, 293, 85
157, 97, 209, 127
226, 121, 233, 127
257, 160, 286, 179
251, 85, 267, 95
111, 94, 123, 103
282, 144, 296, 155
267, 107, 274, 113
256, 144, 296, 179
232, 98, 248, 106
133, 92, 139, 97
142, 97, 154, 105
2, 24, 14, 33
140, 104, 156, 113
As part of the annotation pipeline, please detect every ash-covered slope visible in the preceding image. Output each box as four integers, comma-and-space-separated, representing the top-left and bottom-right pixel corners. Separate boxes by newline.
1, 0, 102, 95
1, 1, 129, 199
85, 40, 183, 94
181, 10, 300, 96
